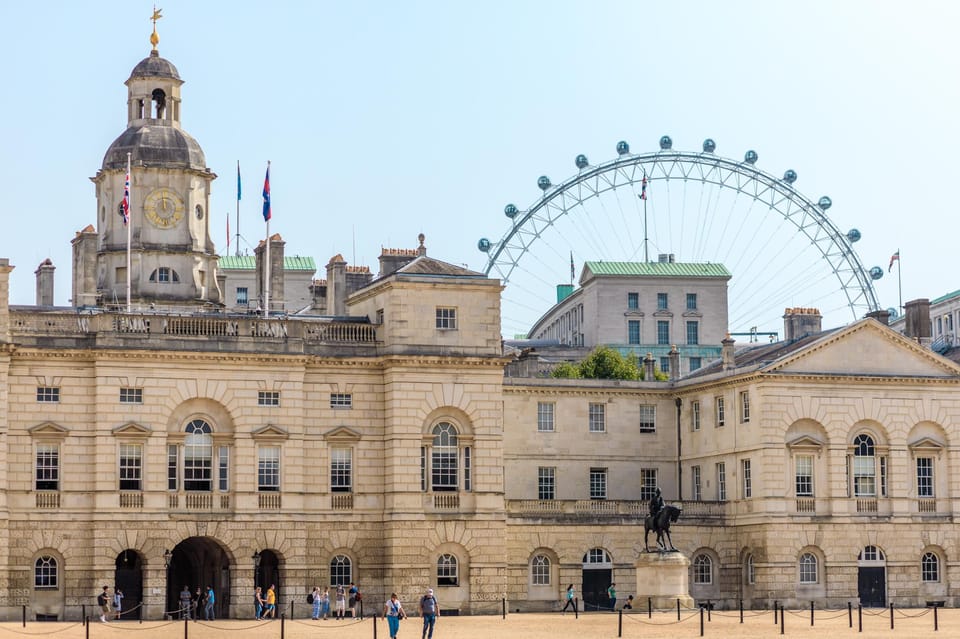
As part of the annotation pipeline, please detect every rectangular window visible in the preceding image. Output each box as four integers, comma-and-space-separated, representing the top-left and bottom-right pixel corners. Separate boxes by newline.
657, 292, 668, 310
796, 455, 814, 496
432, 446, 458, 492
538, 466, 556, 500
36, 387, 60, 403
119, 388, 143, 404
590, 468, 607, 500
627, 292, 639, 309
257, 447, 280, 492
691, 465, 702, 501
420, 447, 426, 492
742, 459, 752, 498
588, 403, 605, 433
692, 400, 701, 431
236, 287, 248, 305
330, 393, 352, 409
436, 307, 457, 330
537, 402, 555, 432
464, 446, 472, 492
657, 320, 670, 345
167, 445, 178, 491
716, 396, 725, 427
639, 404, 656, 433
686, 293, 697, 310
119, 443, 142, 491
258, 391, 280, 406
686, 321, 699, 345
331, 448, 353, 493
917, 457, 934, 498
716, 462, 726, 501
659, 356, 670, 373
35, 444, 59, 491
740, 391, 750, 423
628, 320, 640, 344
690, 357, 702, 371
853, 455, 876, 497
157, 267, 171, 283
640, 468, 658, 500
880, 456, 888, 497
218, 446, 229, 491
376, 308, 384, 324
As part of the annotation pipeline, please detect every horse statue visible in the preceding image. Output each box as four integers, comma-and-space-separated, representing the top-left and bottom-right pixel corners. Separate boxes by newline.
644, 504, 681, 552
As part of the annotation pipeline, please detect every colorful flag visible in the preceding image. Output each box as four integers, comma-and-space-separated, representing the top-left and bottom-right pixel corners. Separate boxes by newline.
237, 161, 242, 201
262, 163, 271, 222
888, 250, 900, 272
640, 175, 648, 200
120, 166, 130, 225
570, 251, 575, 283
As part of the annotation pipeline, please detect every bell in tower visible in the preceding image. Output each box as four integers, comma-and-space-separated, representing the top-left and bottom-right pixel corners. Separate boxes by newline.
75, 10, 222, 309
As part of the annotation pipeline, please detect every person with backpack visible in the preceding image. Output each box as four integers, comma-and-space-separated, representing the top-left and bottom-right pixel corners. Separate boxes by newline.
97, 585, 111, 623
310, 586, 321, 620
419, 587, 440, 639
383, 592, 405, 639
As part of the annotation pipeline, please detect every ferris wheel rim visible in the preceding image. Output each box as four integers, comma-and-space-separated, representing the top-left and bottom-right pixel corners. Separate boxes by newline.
481, 148, 880, 321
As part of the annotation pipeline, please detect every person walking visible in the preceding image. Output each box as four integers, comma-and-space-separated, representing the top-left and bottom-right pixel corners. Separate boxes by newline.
419, 588, 440, 639
97, 585, 111, 623
254, 586, 264, 620
561, 584, 576, 614
113, 588, 124, 620
265, 584, 277, 619
311, 586, 321, 620
384, 592, 405, 639
348, 582, 358, 618
607, 583, 617, 611
204, 585, 215, 620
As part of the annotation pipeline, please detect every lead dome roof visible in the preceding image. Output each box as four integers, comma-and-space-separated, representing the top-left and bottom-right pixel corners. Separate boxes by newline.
128, 50, 181, 81
101, 126, 206, 171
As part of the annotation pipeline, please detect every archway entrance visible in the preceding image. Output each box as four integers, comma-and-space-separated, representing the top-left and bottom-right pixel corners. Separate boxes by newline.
581, 548, 613, 611
255, 550, 282, 609
858, 546, 886, 607
114, 550, 143, 620
166, 538, 231, 619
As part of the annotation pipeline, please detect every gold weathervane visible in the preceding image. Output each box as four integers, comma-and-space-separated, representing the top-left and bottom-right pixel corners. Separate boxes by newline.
150, 7, 163, 51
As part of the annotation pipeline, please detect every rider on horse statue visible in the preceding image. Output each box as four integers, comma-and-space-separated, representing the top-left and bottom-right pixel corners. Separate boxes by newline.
649, 487, 664, 519
644, 488, 679, 552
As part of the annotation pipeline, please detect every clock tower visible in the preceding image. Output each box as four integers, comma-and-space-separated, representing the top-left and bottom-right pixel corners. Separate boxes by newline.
76, 16, 222, 308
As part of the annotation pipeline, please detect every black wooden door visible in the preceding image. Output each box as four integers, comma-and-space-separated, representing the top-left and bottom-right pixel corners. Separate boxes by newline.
581, 569, 611, 611
858, 567, 885, 607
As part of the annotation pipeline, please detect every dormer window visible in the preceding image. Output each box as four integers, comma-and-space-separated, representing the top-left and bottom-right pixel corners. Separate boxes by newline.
149, 267, 180, 283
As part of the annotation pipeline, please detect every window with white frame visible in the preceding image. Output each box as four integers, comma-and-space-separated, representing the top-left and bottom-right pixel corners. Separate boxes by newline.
799, 553, 818, 584
431, 422, 460, 491
183, 419, 213, 491
852, 434, 877, 497
693, 554, 712, 584
167, 445, 178, 490
537, 402, 555, 432
745, 554, 755, 585
640, 468, 658, 500
34, 556, 57, 589
119, 443, 142, 490
437, 554, 459, 586
436, 307, 457, 330
120, 388, 143, 404
331, 448, 352, 493
36, 444, 59, 490
258, 391, 280, 406
588, 403, 605, 433
149, 267, 180, 283
742, 458, 752, 498
639, 404, 656, 433
917, 457, 934, 498
715, 396, 725, 427
37, 387, 60, 403
922, 552, 940, 582
590, 468, 607, 500
691, 465, 702, 500
330, 555, 352, 586
692, 400, 700, 431
257, 446, 280, 492
538, 467, 555, 500
218, 446, 229, 491
795, 455, 814, 497
532, 555, 551, 586
740, 391, 750, 423
330, 393, 352, 409
716, 462, 726, 501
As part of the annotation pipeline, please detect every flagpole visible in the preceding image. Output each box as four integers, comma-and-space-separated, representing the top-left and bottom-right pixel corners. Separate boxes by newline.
126, 152, 132, 313
236, 161, 241, 257
897, 250, 902, 313
264, 161, 271, 319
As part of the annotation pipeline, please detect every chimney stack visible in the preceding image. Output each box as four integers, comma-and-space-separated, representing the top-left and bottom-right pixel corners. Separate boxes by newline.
0, 258, 14, 343
721, 335, 736, 371
783, 307, 822, 342
668, 344, 680, 381
904, 299, 932, 345
865, 309, 891, 325
35, 258, 55, 306
326, 254, 348, 316
643, 352, 656, 381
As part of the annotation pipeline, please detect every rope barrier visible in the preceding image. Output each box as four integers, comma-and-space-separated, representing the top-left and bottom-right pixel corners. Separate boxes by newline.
287, 616, 365, 630
621, 610, 701, 625
894, 607, 931, 618
0, 622, 82, 635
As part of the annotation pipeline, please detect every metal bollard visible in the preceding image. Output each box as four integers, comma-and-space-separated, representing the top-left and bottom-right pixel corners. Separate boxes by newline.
373, 612, 378, 639
677, 598, 681, 621
648, 597, 652, 618
889, 602, 894, 630
774, 600, 778, 624
811, 600, 814, 626
281, 613, 286, 639
739, 599, 743, 624
618, 609, 622, 637
574, 597, 578, 619
22, 603, 26, 627
184, 615, 188, 639
858, 604, 862, 633
848, 601, 853, 628
700, 606, 704, 637
502, 597, 506, 619
780, 603, 784, 635
934, 604, 939, 632
707, 601, 711, 622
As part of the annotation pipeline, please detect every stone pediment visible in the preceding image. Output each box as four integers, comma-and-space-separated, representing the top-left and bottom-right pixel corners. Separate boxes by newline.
765, 319, 960, 378
323, 426, 361, 443
112, 421, 152, 437
786, 435, 825, 450
28, 422, 69, 437
908, 437, 945, 452
251, 424, 289, 440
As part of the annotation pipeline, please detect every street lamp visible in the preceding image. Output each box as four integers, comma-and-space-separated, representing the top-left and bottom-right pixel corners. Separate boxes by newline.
163, 549, 172, 620
252, 550, 261, 588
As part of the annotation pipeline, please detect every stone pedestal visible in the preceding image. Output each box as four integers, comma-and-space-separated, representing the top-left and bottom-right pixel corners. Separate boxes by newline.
635, 552, 694, 609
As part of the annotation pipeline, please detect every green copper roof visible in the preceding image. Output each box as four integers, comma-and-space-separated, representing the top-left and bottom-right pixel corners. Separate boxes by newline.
219, 255, 317, 271
585, 261, 731, 278
931, 288, 960, 305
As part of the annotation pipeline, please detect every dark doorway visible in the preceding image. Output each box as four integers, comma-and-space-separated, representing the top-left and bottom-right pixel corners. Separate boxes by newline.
581, 569, 612, 610
166, 538, 231, 619
114, 550, 143, 620
858, 567, 885, 607
256, 550, 282, 607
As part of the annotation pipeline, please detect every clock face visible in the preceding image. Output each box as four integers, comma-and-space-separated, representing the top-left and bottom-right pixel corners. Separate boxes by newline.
143, 188, 186, 228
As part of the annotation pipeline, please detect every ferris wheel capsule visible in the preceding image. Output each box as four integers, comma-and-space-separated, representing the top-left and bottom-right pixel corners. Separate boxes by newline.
537, 176, 552, 191
616, 141, 630, 156
504, 204, 519, 219
702, 139, 716, 153
477, 238, 491, 252
659, 135, 673, 150
818, 196, 832, 210
846, 228, 861, 243
869, 266, 884, 280
575, 154, 589, 169
744, 150, 758, 164
783, 169, 797, 184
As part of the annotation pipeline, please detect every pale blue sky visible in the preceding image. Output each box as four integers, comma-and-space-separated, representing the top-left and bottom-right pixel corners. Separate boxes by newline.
1, 1, 957, 337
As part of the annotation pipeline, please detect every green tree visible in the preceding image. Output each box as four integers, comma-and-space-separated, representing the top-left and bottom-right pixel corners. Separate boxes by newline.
550, 361, 581, 379
551, 346, 640, 381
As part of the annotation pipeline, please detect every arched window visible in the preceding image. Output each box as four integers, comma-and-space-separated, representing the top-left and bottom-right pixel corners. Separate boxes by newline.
151, 88, 166, 119
330, 555, 352, 586
531, 555, 551, 586
922, 552, 940, 583
35, 556, 57, 589
149, 267, 180, 283
745, 554, 755, 585
437, 554, 458, 586
432, 422, 459, 492
184, 419, 213, 491
853, 434, 876, 497
859, 545, 885, 562
799, 553, 818, 584
693, 554, 712, 584
582, 548, 612, 566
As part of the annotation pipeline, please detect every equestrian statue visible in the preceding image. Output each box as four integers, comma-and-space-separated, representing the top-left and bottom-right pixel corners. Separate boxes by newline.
643, 488, 681, 552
